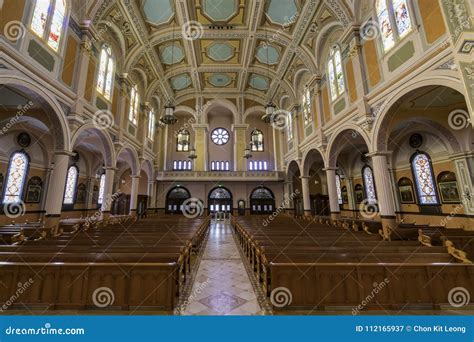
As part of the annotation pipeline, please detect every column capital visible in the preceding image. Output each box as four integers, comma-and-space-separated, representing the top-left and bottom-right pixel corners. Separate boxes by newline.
104, 166, 117, 171
323, 167, 338, 172
300, 175, 310, 180
53, 150, 76, 157
131, 175, 141, 179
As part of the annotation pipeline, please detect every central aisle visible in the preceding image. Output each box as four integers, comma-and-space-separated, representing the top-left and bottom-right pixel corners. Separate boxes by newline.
182, 220, 263, 315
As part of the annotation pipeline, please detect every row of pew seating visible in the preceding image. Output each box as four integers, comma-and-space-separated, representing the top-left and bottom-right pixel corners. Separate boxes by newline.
0, 214, 209, 311
233, 215, 474, 312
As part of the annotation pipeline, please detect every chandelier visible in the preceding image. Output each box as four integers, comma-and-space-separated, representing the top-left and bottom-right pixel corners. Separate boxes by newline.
160, 103, 178, 125
261, 102, 276, 123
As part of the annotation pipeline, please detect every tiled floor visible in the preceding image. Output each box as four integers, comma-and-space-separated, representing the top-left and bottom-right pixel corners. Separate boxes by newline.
182, 220, 263, 315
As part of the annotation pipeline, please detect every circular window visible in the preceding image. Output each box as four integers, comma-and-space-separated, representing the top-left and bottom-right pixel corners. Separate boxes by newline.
211, 128, 230, 145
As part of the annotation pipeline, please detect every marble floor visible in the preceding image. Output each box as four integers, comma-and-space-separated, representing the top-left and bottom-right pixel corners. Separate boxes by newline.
182, 220, 263, 315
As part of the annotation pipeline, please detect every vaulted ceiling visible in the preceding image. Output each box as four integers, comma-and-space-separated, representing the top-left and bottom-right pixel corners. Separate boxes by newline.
89, 0, 356, 109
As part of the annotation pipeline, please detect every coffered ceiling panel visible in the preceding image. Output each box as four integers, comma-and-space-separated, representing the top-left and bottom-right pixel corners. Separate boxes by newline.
201, 40, 241, 64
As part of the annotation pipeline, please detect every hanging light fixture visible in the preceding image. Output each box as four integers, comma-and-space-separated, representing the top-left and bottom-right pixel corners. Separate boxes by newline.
244, 143, 253, 159
188, 146, 197, 160
160, 21, 178, 125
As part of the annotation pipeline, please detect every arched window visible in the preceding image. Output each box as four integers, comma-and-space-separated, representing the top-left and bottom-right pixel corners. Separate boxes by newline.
362, 166, 377, 204
31, 0, 67, 51
376, 0, 412, 52
148, 109, 156, 141
63, 165, 78, 204
97, 45, 115, 101
335, 174, 343, 205
287, 112, 294, 141
411, 152, 439, 205
97, 174, 106, 205
177, 129, 190, 152
128, 85, 139, 125
3, 151, 29, 203
302, 87, 312, 125
327, 46, 345, 101
251, 129, 264, 152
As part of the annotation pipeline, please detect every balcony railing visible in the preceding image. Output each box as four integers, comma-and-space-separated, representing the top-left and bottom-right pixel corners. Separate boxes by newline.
156, 170, 285, 181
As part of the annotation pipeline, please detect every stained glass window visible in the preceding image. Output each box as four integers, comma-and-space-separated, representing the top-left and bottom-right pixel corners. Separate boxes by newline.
128, 85, 139, 125
335, 174, 343, 205
97, 45, 115, 100
327, 46, 345, 101
63, 165, 78, 204
377, 0, 412, 52
31, 0, 67, 51
287, 112, 294, 141
3, 152, 29, 204
411, 152, 439, 205
148, 110, 156, 141
362, 166, 377, 204
302, 87, 312, 126
97, 174, 106, 205
211, 128, 229, 145
251, 130, 264, 152
177, 130, 190, 151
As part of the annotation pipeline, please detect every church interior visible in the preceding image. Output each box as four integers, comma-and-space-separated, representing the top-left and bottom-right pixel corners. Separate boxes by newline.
0, 0, 473, 316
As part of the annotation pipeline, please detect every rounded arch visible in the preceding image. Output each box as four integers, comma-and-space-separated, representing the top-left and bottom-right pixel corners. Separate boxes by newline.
250, 186, 276, 215
326, 125, 372, 168
166, 186, 191, 199
165, 186, 191, 214
302, 148, 327, 177
70, 123, 116, 167
372, 78, 467, 152
0, 74, 71, 151
243, 105, 265, 122
202, 99, 239, 124
208, 186, 233, 199
140, 158, 154, 182
115, 145, 140, 175
250, 186, 275, 199
286, 159, 302, 181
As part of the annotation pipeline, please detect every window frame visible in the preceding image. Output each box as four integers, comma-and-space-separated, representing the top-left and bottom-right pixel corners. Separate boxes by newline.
302, 87, 313, 126
63, 164, 79, 205
147, 109, 156, 141
96, 44, 115, 102
327, 45, 346, 102
30, 0, 68, 53
376, 0, 414, 53
2, 151, 30, 204
128, 84, 140, 126
211, 128, 230, 146
362, 165, 377, 204
97, 173, 106, 205
410, 151, 440, 206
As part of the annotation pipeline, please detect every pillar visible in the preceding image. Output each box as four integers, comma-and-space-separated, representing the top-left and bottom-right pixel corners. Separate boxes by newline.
300, 176, 312, 216
44, 151, 73, 232
325, 168, 341, 220
192, 124, 209, 171
86, 176, 96, 211
100, 167, 116, 219
346, 176, 357, 213
370, 152, 397, 237
147, 181, 157, 211
283, 181, 293, 214
129, 175, 140, 215
232, 124, 248, 171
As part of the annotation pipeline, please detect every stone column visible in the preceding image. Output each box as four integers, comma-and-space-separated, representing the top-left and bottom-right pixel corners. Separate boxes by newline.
370, 152, 397, 237
346, 176, 357, 214
147, 181, 157, 211
325, 168, 341, 220
86, 176, 96, 211
283, 181, 293, 215
232, 124, 248, 171
272, 127, 281, 171
44, 151, 73, 232
100, 167, 116, 220
300, 176, 312, 216
192, 124, 209, 171
129, 175, 140, 215
452, 154, 474, 217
